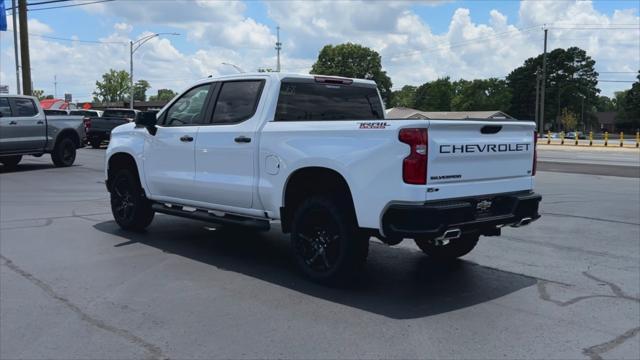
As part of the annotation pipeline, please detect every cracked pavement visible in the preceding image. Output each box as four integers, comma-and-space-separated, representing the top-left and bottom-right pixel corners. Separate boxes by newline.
1, 148, 639, 359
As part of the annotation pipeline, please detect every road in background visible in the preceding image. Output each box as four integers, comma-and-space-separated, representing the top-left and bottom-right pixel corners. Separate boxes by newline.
1, 149, 639, 359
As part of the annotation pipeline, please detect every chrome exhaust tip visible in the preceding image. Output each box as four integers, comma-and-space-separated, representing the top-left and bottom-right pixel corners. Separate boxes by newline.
433, 228, 462, 245
511, 217, 533, 228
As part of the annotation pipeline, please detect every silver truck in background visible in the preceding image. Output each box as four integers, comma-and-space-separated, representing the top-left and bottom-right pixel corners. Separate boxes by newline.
0, 95, 85, 169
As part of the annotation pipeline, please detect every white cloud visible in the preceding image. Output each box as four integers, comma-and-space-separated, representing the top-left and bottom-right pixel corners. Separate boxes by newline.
1, 0, 638, 102
114, 22, 132, 33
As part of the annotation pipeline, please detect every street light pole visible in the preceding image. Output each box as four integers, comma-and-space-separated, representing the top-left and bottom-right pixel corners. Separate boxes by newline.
221, 62, 244, 73
130, 40, 133, 109
129, 33, 179, 109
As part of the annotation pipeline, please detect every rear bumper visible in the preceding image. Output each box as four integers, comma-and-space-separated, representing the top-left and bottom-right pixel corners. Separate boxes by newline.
381, 191, 541, 239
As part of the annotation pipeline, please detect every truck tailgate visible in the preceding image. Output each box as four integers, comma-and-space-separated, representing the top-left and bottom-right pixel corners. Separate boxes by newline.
426, 120, 536, 200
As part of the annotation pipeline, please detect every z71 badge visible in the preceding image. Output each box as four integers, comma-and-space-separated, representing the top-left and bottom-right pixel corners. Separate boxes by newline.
359, 122, 389, 129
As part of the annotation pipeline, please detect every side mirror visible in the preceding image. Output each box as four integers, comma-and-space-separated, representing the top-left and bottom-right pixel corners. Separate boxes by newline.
136, 111, 158, 135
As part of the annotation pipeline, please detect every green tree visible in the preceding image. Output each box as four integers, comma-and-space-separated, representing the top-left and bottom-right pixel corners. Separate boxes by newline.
133, 80, 150, 102
45, 95, 54, 100
507, 47, 599, 128
414, 77, 453, 111
389, 85, 417, 108
451, 78, 511, 111
560, 108, 577, 130
615, 71, 640, 131
311, 43, 393, 104
93, 69, 131, 103
32, 89, 45, 100
149, 89, 178, 102
595, 95, 615, 112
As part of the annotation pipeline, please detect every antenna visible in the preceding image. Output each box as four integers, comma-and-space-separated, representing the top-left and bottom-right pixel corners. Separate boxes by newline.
275, 26, 282, 72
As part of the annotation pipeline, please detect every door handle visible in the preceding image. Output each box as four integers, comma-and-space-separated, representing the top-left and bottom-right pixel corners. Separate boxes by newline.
180, 135, 194, 142
9, 121, 17, 125
37, 120, 44, 124
234, 136, 251, 143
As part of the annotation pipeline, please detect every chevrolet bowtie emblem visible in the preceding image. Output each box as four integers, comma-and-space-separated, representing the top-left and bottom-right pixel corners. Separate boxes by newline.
476, 200, 492, 212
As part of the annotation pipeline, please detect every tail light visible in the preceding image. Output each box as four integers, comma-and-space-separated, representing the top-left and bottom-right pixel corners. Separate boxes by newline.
532, 131, 537, 176
83, 117, 91, 131
399, 128, 428, 184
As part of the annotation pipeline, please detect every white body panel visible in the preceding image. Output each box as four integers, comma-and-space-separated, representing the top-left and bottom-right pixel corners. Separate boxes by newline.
106, 73, 536, 233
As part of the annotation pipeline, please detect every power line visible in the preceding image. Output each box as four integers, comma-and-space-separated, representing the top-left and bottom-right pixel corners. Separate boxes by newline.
598, 80, 637, 83
390, 25, 541, 60
4, 28, 127, 44
28, 0, 115, 11
4, 0, 114, 11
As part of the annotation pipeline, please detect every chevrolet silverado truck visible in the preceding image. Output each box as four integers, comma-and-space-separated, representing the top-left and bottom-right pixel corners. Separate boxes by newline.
105, 73, 541, 284
0, 95, 85, 169
86, 108, 141, 148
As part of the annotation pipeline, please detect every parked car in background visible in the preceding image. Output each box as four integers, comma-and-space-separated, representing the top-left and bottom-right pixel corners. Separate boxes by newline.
565, 131, 586, 139
70, 109, 103, 118
85, 108, 141, 148
44, 109, 69, 116
0, 95, 85, 169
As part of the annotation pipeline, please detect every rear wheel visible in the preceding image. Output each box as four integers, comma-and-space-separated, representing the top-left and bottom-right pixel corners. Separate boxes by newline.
51, 137, 76, 167
0, 155, 22, 169
415, 233, 479, 260
110, 168, 154, 231
290, 196, 368, 285
90, 139, 101, 149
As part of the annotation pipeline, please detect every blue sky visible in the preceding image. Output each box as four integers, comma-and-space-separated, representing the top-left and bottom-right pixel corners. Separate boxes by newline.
1, 0, 638, 101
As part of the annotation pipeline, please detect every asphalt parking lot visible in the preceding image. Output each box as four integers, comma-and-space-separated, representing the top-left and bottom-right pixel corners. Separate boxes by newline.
1, 148, 639, 359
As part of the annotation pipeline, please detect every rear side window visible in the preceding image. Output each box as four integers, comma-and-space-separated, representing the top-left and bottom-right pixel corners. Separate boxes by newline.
103, 110, 137, 118
44, 109, 68, 115
11, 98, 38, 117
211, 80, 264, 124
275, 81, 383, 121
0, 98, 11, 117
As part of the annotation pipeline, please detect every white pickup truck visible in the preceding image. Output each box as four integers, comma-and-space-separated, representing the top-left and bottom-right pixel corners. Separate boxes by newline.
105, 73, 541, 284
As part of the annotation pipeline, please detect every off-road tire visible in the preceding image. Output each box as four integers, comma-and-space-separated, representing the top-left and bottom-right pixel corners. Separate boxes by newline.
0, 155, 22, 169
290, 196, 369, 285
110, 168, 154, 231
51, 137, 76, 167
415, 233, 479, 260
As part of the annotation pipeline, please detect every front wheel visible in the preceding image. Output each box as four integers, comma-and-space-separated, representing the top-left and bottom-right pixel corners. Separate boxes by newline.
110, 168, 154, 231
51, 137, 76, 167
0, 155, 22, 169
290, 196, 369, 285
415, 233, 479, 260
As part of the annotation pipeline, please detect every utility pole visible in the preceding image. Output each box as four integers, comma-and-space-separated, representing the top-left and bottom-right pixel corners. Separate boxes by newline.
130, 40, 134, 109
535, 67, 541, 132
12, 0, 21, 94
540, 28, 548, 132
275, 26, 282, 72
54, 75, 57, 98
18, 0, 32, 95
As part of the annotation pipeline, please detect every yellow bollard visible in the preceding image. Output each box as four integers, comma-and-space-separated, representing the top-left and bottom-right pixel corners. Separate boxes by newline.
620, 132, 624, 147
560, 131, 565, 145
589, 131, 593, 146
547, 130, 551, 145
636, 131, 639, 148
604, 132, 608, 147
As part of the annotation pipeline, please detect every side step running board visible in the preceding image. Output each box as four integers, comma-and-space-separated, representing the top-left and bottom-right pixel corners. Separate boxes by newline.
151, 203, 270, 231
